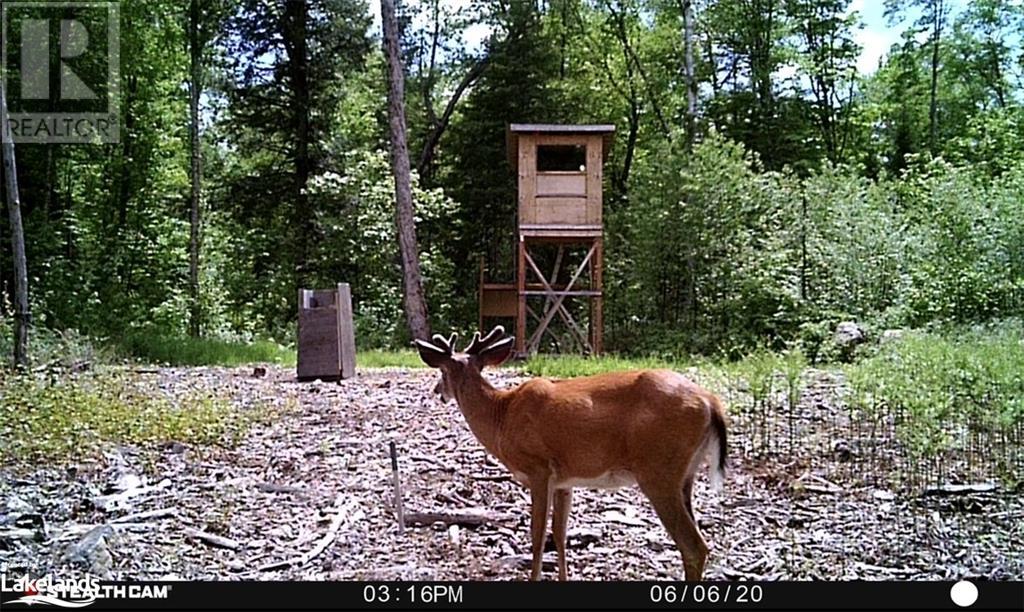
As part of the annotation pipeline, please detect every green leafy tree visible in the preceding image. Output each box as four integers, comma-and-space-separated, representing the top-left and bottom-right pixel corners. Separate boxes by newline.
214, 0, 371, 331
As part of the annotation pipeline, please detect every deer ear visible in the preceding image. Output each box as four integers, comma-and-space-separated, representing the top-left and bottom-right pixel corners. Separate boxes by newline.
414, 339, 449, 368
473, 337, 515, 368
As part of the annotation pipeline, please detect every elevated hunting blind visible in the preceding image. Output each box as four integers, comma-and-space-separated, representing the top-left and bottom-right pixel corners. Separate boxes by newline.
480, 123, 614, 356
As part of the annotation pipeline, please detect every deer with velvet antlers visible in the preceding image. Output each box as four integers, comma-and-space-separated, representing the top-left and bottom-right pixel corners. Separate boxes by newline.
415, 326, 728, 581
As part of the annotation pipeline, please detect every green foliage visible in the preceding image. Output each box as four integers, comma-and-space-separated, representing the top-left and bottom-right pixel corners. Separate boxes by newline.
621, 132, 799, 355
114, 332, 294, 367
898, 158, 1024, 324
0, 323, 110, 371
522, 354, 680, 378
2, 0, 1023, 363
846, 320, 1024, 455
308, 150, 460, 346
0, 372, 278, 463
617, 132, 1024, 357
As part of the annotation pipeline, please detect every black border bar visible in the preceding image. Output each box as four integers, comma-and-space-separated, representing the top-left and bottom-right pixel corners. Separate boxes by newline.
3, 581, 1022, 611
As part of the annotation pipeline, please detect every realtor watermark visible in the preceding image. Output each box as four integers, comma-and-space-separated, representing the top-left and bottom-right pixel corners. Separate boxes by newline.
2, 1, 120, 143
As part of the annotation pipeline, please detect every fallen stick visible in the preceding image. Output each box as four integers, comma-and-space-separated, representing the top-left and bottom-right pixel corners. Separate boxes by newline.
0, 528, 39, 541
61, 522, 161, 540
471, 473, 511, 482
390, 441, 405, 535
110, 507, 178, 524
922, 482, 998, 496
92, 479, 172, 512
256, 483, 307, 498
256, 494, 361, 572
184, 528, 243, 551
404, 509, 514, 528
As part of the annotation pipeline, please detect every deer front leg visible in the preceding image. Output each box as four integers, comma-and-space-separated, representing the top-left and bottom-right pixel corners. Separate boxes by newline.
528, 479, 552, 581
552, 488, 573, 581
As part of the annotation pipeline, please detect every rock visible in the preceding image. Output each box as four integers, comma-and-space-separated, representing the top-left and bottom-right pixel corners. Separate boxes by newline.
13, 512, 45, 533
4, 495, 33, 515
252, 366, 267, 378
880, 329, 905, 344
0, 497, 35, 528
834, 322, 866, 347
162, 441, 187, 454
112, 473, 143, 493
494, 553, 557, 571
833, 322, 867, 362
226, 560, 247, 572
61, 525, 115, 579
833, 439, 853, 462
568, 527, 601, 549
543, 527, 601, 552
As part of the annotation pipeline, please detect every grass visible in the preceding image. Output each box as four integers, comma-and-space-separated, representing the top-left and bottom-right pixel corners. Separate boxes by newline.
116, 333, 295, 367
114, 332, 429, 369
5, 321, 1020, 479
356, 349, 426, 368
0, 372, 284, 464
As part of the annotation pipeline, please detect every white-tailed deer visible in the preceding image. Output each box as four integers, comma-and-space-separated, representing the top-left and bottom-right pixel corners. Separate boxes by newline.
415, 326, 728, 581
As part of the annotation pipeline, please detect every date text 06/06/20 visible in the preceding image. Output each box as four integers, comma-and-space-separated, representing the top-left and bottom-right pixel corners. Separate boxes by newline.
650, 584, 764, 605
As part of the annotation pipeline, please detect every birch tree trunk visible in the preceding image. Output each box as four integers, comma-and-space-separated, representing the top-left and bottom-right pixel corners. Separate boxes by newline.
188, 0, 203, 337
1, 85, 30, 367
682, 0, 697, 147
381, 0, 431, 341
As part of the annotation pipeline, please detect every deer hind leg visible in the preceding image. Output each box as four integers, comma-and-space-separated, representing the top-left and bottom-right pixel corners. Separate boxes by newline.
551, 488, 573, 581
641, 480, 709, 581
528, 480, 552, 581
682, 475, 695, 522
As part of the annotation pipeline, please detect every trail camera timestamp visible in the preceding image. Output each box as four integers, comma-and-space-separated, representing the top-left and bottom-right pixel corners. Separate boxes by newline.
362, 584, 464, 606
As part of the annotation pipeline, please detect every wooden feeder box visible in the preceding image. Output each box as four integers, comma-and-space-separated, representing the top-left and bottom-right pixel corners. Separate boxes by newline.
297, 283, 356, 381
479, 124, 614, 356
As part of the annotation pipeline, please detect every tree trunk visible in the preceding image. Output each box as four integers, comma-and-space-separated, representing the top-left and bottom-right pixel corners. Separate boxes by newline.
682, 0, 697, 148
1, 85, 30, 368
928, 0, 943, 154
381, 0, 431, 341
188, 0, 202, 337
284, 0, 312, 290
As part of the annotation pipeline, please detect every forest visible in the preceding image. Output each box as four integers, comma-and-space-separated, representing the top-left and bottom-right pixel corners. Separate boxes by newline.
1, 0, 1023, 587
1, 0, 1021, 357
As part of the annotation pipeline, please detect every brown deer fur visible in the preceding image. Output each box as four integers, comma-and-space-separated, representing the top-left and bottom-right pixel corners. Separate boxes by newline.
415, 327, 728, 581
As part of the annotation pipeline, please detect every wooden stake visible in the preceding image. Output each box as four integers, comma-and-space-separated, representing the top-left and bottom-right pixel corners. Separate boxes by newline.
390, 441, 405, 534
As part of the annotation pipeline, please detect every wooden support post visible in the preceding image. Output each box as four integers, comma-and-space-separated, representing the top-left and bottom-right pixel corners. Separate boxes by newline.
516, 237, 526, 356
525, 242, 596, 353
592, 237, 603, 355
478, 256, 485, 333
523, 247, 591, 352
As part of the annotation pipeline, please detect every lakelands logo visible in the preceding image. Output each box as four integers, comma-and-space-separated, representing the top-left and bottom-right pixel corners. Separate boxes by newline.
0, 573, 171, 608
1, 1, 120, 143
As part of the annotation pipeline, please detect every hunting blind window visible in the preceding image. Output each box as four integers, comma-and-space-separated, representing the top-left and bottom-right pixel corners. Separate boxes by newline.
537, 144, 587, 172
